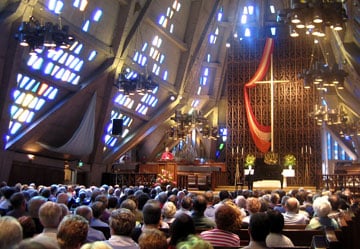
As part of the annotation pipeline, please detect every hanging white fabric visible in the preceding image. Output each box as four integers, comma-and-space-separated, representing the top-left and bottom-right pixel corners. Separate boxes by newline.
38, 92, 96, 156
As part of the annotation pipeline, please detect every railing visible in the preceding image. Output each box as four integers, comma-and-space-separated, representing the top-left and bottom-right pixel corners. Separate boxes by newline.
318, 174, 360, 196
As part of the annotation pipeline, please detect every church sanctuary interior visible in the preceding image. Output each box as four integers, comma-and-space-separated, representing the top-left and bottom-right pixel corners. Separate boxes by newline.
1, 0, 360, 195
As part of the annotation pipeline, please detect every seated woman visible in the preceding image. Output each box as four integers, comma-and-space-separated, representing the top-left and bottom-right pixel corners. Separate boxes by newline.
200, 204, 241, 247
306, 196, 339, 230
265, 210, 294, 248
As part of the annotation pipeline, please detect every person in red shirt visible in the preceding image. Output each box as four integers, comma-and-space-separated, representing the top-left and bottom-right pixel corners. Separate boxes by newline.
161, 147, 174, 160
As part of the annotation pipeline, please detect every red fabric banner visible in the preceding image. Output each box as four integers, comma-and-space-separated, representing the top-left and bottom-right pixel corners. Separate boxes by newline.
244, 38, 274, 153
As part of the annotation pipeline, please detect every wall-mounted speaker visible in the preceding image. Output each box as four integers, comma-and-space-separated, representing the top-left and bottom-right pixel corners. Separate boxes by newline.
112, 119, 123, 135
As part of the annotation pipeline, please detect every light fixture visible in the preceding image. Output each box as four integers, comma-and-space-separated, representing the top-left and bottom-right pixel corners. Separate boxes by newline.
114, 70, 158, 96
167, 110, 218, 140
277, 1, 348, 38
14, 16, 75, 55
299, 62, 348, 91
310, 103, 348, 126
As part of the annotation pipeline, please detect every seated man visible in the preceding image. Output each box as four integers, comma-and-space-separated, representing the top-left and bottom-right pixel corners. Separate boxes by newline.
243, 212, 271, 249
35, 202, 63, 243
106, 208, 139, 249
191, 194, 216, 229
200, 204, 241, 247
282, 197, 309, 225
266, 210, 294, 248
75, 205, 106, 242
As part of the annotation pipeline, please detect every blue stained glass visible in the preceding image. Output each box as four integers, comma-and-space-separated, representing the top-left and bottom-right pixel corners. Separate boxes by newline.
58, 53, 68, 64
13, 90, 20, 99
71, 75, 80, 85
48, 88, 58, 100
26, 111, 35, 123
19, 77, 29, 88
159, 15, 165, 25
28, 97, 38, 109
31, 82, 40, 93
82, 20, 90, 32
73, 0, 80, 8
74, 61, 84, 71
74, 44, 83, 54
44, 62, 54, 74
93, 9, 103, 21
55, 68, 65, 79
55, 1, 64, 14
48, 0, 56, 10
10, 105, 18, 116
50, 50, 64, 61
35, 99, 46, 110
69, 58, 80, 69
10, 122, 22, 135
32, 58, 43, 70
24, 79, 35, 90
109, 138, 117, 147
65, 55, 75, 66
88, 51, 97, 61
68, 73, 76, 82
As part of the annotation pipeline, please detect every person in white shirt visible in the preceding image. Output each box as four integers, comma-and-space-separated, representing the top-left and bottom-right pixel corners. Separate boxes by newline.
282, 197, 309, 225
266, 210, 294, 248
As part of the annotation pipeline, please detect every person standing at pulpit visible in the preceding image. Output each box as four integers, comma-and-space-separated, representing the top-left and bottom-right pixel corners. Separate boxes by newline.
160, 147, 174, 161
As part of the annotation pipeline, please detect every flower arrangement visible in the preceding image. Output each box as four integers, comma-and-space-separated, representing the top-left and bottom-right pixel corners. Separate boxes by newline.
283, 154, 296, 168
264, 151, 278, 165
244, 153, 256, 168
154, 169, 176, 188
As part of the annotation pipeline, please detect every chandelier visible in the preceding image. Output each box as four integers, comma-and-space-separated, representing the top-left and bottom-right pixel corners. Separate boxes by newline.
114, 71, 158, 96
310, 103, 348, 126
277, 0, 348, 38
167, 110, 218, 140
14, 16, 75, 55
299, 61, 348, 91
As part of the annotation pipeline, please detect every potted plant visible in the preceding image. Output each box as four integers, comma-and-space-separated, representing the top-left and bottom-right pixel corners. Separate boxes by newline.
244, 153, 256, 169
283, 154, 296, 169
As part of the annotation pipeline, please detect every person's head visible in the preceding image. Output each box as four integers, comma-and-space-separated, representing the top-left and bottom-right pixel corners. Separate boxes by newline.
235, 195, 247, 209
57, 214, 88, 249
313, 196, 332, 218
56, 193, 69, 205
285, 197, 300, 213
120, 198, 137, 213
270, 192, 280, 205
39, 201, 62, 228
162, 201, 177, 219
175, 234, 213, 249
139, 228, 168, 249
218, 190, 231, 201
91, 201, 106, 219
169, 213, 195, 246
248, 212, 270, 242
28, 196, 47, 218
80, 241, 112, 249
246, 197, 261, 214
0, 216, 23, 249
180, 196, 193, 210
95, 194, 109, 207
192, 194, 207, 214
328, 194, 340, 211
18, 215, 36, 238
204, 191, 214, 204
109, 208, 136, 236
75, 205, 93, 222
215, 204, 239, 232
266, 210, 285, 233
143, 200, 162, 225
10, 192, 26, 210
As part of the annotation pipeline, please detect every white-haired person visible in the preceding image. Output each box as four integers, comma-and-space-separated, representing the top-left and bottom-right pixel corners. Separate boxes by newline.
305, 196, 339, 230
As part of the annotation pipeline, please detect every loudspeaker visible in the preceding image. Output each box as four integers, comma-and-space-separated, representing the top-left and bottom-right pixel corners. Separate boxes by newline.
112, 119, 123, 135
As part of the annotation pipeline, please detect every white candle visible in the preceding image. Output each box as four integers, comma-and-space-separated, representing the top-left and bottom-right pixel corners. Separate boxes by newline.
309, 146, 312, 154
305, 145, 308, 153
241, 147, 244, 156
237, 146, 239, 154
301, 147, 303, 154
232, 147, 234, 156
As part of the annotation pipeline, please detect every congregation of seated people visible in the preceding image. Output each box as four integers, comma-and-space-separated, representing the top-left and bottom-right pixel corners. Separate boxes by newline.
0, 180, 359, 249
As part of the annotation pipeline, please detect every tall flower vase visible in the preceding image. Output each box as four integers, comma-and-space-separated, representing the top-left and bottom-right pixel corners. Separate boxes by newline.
289, 165, 292, 170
